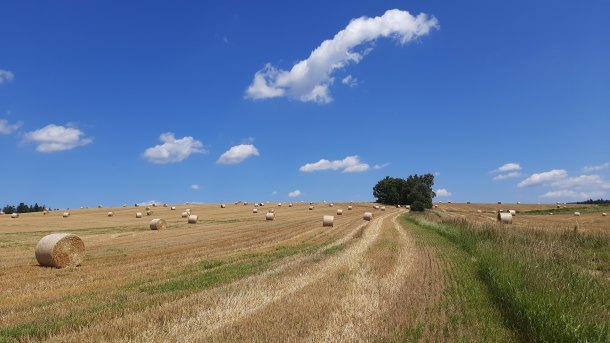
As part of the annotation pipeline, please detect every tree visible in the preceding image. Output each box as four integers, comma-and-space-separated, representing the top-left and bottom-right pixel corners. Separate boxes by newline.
372, 173, 435, 211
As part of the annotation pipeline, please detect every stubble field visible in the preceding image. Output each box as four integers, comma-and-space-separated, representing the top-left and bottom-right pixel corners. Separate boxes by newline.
0, 202, 608, 342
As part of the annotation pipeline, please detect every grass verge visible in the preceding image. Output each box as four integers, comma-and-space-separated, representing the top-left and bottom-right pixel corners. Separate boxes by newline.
406, 214, 610, 343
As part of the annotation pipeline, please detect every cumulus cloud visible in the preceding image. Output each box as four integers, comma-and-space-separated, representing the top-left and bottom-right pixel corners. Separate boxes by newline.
143, 133, 205, 164
435, 188, 452, 197
216, 144, 260, 165
518, 169, 567, 187
299, 155, 370, 173
191, 184, 200, 190
288, 190, 302, 197
540, 190, 605, 200
495, 162, 521, 172
245, 9, 438, 104
24, 124, 92, 153
493, 172, 522, 181
0, 69, 14, 84
583, 162, 609, 173
552, 174, 610, 190
0, 119, 21, 134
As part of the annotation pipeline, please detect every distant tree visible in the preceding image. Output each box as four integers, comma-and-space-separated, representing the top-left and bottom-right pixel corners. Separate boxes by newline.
2, 202, 47, 214
373, 177, 407, 205
372, 173, 435, 211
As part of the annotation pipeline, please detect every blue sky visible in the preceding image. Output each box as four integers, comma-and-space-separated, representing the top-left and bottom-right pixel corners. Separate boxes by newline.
1, 0, 609, 209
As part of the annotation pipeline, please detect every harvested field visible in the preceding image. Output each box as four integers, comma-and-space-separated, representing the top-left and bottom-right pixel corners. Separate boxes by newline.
1, 202, 608, 341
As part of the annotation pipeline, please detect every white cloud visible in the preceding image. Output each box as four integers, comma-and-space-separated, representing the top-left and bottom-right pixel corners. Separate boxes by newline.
288, 190, 302, 197
24, 124, 92, 153
216, 144, 260, 165
493, 172, 522, 181
373, 163, 390, 170
434, 171, 441, 176
299, 155, 370, 173
0, 69, 14, 84
245, 9, 439, 104
540, 190, 605, 200
495, 162, 521, 172
272, 191, 277, 195
0, 119, 21, 134
518, 169, 567, 187
191, 184, 200, 190
341, 75, 359, 87
551, 174, 610, 190
143, 133, 205, 164
435, 188, 452, 197
583, 162, 609, 173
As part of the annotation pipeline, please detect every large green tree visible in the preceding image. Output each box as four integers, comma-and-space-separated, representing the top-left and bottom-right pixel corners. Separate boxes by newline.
372, 173, 435, 211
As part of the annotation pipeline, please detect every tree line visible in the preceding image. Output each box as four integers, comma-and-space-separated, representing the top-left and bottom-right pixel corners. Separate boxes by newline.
2, 203, 48, 214
372, 174, 436, 211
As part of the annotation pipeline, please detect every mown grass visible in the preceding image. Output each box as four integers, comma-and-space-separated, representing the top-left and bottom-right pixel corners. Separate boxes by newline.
398, 215, 517, 342
406, 214, 610, 343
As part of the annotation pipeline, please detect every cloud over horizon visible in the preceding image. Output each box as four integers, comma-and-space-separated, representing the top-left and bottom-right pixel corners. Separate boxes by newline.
299, 155, 370, 173
24, 124, 92, 153
435, 188, 452, 197
245, 9, 438, 104
216, 144, 260, 165
143, 133, 205, 164
288, 190, 302, 197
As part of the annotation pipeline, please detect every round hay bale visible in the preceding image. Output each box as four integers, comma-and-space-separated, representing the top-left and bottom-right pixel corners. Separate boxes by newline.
107, 211, 114, 217
135, 204, 140, 207
323, 215, 334, 227
268, 209, 275, 213
171, 206, 176, 211
181, 212, 188, 218
278, 203, 282, 207
381, 206, 386, 211
556, 205, 561, 208
336, 209, 343, 215
150, 218, 166, 230
98, 205, 103, 208
477, 210, 482, 213
0, 211, 4, 215
145, 206, 151, 211
43, 210, 49, 215
602, 213, 607, 216
374, 205, 379, 209
152, 203, 157, 207
163, 204, 168, 207
574, 212, 581, 216
146, 210, 153, 216
185, 209, 191, 214
288, 203, 293, 207
136, 212, 142, 218
309, 206, 314, 210
329, 203, 334, 207
509, 210, 516, 216
253, 208, 258, 213
266, 212, 275, 221
11, 213, 19, 218
363, 212, 373, 221
497, 212, 513, 224
433, 205, 438, 208
188, 214, 198, 224
405, 205, 411, 209
348, 206, 353, 210
549, 213, 554, 215
221, 204, 226, 208
35, 233, 85, 268
62, 212, 70, 218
